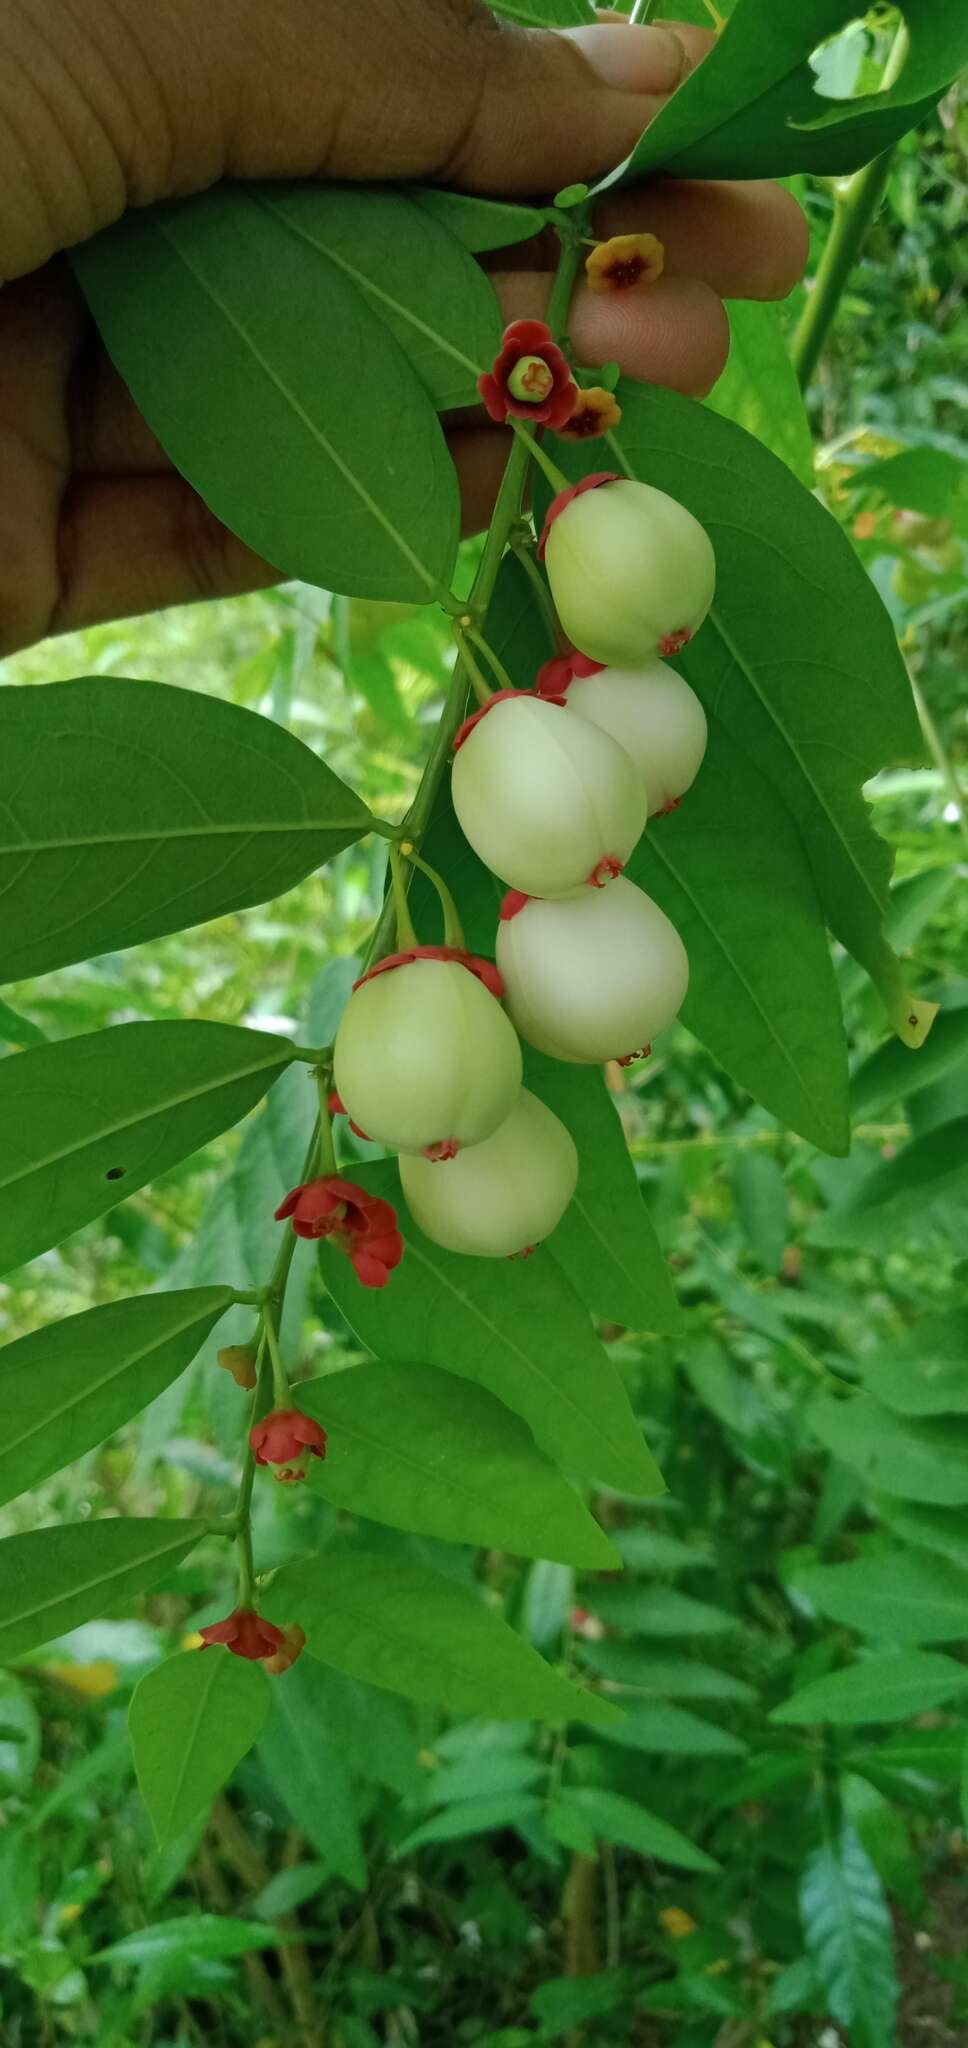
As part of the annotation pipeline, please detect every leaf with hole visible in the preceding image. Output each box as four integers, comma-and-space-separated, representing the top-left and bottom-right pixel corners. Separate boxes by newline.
0, 1287, 234, 1509
129, 1651, 271, 1848
299, 1365, 619, 1566
0, 678, 372, 980
0, 1021, 295, 1274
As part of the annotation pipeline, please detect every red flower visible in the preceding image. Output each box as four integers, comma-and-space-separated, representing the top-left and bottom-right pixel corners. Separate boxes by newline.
535, 652, 605, 697
249, 1406, 329, 1483
355, 944, 503, 1002
275, 1175, 404, 1288
478, 319, 578, 432
536, 473, 621, 560
199, 1608, 286, 1661
556, 387, 623, 441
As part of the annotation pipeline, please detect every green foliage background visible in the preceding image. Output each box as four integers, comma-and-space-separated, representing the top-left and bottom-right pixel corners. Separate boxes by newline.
0, 13, 966, 2048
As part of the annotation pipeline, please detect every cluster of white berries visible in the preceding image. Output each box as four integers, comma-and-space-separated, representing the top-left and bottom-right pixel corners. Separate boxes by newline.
334, 477, 715, 1263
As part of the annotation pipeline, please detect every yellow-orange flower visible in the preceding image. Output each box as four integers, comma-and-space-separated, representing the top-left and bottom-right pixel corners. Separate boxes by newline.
585, 233, 664, 295
217, 1344, 258, 1390
556, 387, 623, 441
659, 1907, 698, 1939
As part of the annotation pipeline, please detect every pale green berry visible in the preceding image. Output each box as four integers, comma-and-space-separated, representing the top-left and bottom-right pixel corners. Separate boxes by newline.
399, 1089, 578, 1258
543, 479, 715, 665
451, 695, 646, 897
495, 877, 688, 1064
565, 661, 707, 814
333, 958, 521, 1158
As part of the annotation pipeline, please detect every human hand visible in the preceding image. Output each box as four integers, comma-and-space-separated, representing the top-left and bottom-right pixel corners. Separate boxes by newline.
0, 0, 807, 652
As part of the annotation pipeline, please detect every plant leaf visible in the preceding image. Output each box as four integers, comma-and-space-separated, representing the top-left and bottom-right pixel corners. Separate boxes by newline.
0, 1519, 206, 1663
599, 0, 968, 186
799, 1825, 898, 2048
91, 1916, 279, 1967
594, 1697, 748, 1757
395, 1793, 543, 1856
771, 1651, 968, 1727
792, 1551, 968, 1645
0, 678, 372, 980
548, 384, 928, 1046
318, 1162, 663, 1496
253, 185, 502, 408
589, 1583, 740, 1637
808, 1391, 968, 1506
299, 1365, 620, 1567
858, 1309, 968, 1417
631, 716, 849, 1152
129, 1651, 270, 1847
0, 1287, 234, 1509
707, 299, 814, 485
266, 1553, 618, 1725
256, 1654, 367, 1888
408, 187, 548, 253
73, 186, 459, 602
0, 1021, 295, 1273
850, 1007, 968, 1121
549, 1786, 719, 1873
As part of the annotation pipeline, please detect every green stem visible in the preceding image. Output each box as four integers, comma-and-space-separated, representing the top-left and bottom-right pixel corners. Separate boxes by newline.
510, 420, 570, 493
358, 226, 582, 975
399, 846, 466, 948
388, 844, 419, 947
454, 625, 496, 708
234, 1331, 266, 1609
261, 1301, 290, 1409
315, 1077, 339, 1171
628, 0, 659, 21
791, 24, 909, 390
464, 624, 516, 694
909, 670, 968, 856
510, 534, 562, 647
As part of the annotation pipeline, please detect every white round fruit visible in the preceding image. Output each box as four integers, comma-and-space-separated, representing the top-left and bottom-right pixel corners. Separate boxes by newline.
565, 662, 707, 814
495, 878, 688, 1063
333, 956, 522, 1157
543, 479, 715, 667
451, 694, 647, 898
399, 1089, 578, 1258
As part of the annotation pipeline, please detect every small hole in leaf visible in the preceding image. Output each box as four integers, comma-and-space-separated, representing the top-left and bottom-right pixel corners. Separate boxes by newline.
105, 1166, 126, 1182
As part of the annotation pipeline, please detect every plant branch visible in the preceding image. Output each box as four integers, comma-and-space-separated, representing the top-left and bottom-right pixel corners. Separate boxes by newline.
791, 24, 910, 389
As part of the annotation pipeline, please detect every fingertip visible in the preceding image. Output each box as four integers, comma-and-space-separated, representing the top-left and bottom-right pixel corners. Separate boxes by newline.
565, 20, 689, 94
569, 273, 730, 398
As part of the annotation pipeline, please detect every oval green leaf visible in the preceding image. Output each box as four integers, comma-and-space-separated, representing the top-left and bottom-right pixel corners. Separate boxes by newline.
0, 1518, 207, 1663
130, 1650, 271, 1848
300, 1364, 619, 1566
0, 1021, 295, 1273
0, 678, 372, 980
0, 1287, 234, 1509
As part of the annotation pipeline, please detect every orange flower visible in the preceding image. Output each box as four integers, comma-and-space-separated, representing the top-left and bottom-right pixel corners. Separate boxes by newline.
263, 1623, 307, 1676
557, 387, 623, 441
585, 233, 664, 295
217, 1344, 258, 1390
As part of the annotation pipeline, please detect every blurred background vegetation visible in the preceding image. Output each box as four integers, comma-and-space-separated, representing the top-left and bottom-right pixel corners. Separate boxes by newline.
0, 31, 965, 2048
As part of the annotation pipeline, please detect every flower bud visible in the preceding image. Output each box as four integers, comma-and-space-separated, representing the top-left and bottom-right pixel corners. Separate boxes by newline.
496, 878, 688, 1063
451, 694, 646, 898
541, 478, 715, 666
216, 1344, 259, 1390
333, 955, 521, 1158
563, 661, 707, 814
399, 1090, 578, 1259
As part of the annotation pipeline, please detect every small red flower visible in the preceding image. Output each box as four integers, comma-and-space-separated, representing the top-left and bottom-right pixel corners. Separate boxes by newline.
536, 473, 622, 559
249, 1406, 328, 1484
535, 652, 605, 697
478, 319, 578, 432
556, 387, 623, 441
199, 1608, 286, 1661
275, 1175, 404, 1288
355, 944, 503, 1001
